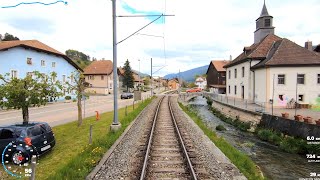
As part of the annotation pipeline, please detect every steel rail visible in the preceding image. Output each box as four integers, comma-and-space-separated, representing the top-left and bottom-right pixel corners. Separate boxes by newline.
168, 96, 198, 180
139, 96, 165, 180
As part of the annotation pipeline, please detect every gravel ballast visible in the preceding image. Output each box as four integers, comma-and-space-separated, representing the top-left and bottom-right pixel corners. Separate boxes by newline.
89, 95, 247, 179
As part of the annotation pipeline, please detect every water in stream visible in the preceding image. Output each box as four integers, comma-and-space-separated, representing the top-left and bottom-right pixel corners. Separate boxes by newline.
188, 96, 320, 180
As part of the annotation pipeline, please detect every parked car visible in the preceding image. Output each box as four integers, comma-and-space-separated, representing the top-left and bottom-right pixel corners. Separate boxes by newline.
121, 92, 133, 99
0, 122, 55, 165
186, 87, 202, 93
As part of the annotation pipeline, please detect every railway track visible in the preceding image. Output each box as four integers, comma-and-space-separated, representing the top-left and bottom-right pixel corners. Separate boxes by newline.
138, 95, 208, 179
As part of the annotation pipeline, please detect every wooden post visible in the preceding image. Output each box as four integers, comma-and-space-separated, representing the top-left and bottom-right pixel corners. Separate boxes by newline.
29, 155, 37, 180
133, 101, 135, 110
125, 106, 127, 116
89, 125, 93, 144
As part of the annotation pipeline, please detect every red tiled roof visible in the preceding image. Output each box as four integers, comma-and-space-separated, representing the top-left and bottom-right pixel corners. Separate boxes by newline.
224, 34, 282, 68
252, 38, 320, 69
0, 40, 82, 70
211, 60, 228, 72
84, 60, 113, 75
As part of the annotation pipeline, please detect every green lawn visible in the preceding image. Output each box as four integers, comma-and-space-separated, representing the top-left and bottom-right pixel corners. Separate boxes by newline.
1, 98, 153, 180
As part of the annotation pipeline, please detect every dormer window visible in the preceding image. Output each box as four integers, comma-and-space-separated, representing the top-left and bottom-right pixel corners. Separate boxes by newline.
265, 19, 271, 27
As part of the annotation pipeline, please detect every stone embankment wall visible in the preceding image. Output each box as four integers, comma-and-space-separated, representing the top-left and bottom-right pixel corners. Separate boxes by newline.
260, 114, 320, 138
211, 100, 262, 125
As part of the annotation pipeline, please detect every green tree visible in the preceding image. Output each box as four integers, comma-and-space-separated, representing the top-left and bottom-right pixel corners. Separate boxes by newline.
189, 82, 197, 88
0, 71, 62, 124
65, 49, 91, 69
144, 77, 150, 86
1, 33, 20, 41
65, 70, 89, 127
122, 59, 134, 91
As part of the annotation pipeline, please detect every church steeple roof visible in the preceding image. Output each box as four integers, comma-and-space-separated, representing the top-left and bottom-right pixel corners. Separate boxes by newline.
260, 0, 270, 17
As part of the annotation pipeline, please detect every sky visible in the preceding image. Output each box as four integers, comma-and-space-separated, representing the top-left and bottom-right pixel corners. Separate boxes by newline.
0, 0, 319, 76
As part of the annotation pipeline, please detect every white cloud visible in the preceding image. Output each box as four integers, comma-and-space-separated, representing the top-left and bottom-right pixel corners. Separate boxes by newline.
0, 0, 319, 76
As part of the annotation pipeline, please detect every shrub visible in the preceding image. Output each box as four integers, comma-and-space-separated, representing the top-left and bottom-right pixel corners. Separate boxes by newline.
216, 124, 226, 131
206, 97, 213, 106
65, 96, 71, 100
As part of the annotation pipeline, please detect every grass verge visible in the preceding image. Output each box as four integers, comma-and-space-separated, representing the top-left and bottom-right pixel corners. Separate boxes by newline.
179, 102, 264, 180
1, 98, 154, 180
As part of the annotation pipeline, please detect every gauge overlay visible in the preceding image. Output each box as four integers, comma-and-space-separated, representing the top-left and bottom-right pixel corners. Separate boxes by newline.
1, 141, 39, 178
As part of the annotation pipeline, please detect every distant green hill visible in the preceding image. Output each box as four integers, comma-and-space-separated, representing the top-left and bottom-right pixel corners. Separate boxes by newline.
164, 65, 208, 82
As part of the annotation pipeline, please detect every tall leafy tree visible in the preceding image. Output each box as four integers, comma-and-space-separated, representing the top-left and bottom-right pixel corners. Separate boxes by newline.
65, 70, 89, 127
0, 71, 62, 124
122, 59, 134, 91
2, 33, 20, 41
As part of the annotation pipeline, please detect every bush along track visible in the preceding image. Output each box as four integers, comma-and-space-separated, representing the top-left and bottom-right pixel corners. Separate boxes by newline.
205, 97, 252, 132
256, 128, 320, 154
179, 102, 264, 180
35, 97, 155, 180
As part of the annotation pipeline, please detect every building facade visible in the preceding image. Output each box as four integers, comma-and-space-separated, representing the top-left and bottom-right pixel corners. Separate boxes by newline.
84, 60, 118, 95
0, 40, 81, 100
195, 77, 207, 90
206, 60, 228, 94
224, 2, 320, 107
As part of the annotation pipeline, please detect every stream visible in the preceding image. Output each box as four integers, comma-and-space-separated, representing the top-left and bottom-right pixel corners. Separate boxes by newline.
188, 96, 320, 180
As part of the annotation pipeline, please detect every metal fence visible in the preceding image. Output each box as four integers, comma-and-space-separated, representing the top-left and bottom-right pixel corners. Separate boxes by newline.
203, 92, 267, 114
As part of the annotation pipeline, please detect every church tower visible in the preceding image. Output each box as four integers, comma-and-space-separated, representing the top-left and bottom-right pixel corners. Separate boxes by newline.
254, 1, 275, 43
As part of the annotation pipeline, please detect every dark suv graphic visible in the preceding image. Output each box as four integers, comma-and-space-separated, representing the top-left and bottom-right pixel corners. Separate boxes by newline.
0, 122, 55, 165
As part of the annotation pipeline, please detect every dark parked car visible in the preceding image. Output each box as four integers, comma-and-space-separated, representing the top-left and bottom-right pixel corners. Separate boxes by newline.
121, 92, 133, 99
0, 122, 55, 165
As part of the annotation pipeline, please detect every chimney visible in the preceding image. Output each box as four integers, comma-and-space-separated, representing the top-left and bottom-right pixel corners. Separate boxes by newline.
229, 55, 232, 61
305, 41, 312, 51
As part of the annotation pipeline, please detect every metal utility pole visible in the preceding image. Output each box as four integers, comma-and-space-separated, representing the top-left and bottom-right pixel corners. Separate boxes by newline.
295, 73, 298, 116
151, 58, 153, 96
111, 0, 120, 130
138, 59, 141, 88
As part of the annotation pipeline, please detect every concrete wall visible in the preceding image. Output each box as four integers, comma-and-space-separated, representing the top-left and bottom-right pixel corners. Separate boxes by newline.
260, 114, 320, 138
0, 47, 77, 100
254, 68, 267, 103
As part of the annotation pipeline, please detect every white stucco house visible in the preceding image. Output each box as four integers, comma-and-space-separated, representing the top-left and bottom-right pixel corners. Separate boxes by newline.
224, 2, 320, 108
195, 77, 207, 89
0, 40, 82, 100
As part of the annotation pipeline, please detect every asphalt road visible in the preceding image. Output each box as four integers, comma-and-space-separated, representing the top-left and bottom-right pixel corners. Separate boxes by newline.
0, 90, 161, 127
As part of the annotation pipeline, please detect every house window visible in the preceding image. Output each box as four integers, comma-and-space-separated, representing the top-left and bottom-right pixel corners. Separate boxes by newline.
62, 75, 66, 82
298, 95, 304, 102
278, 74, 285, 84
234, 85, 237, 95
110, 83, 113, 89
52, 62, 56, 68
101, 76, 104, 80
228, 86, 230, 94
265, 19, 271, 27
317, 74, 320, 84
222, 80, 226, 85
41, 60, 45, 66
27, 58, 32, 65
242, 67, 245, 77
234, 69, 237, 78
110, 75, 112, 80
228, 70, 231, 79
297, 74, 305, 84
88, 75, 94, 80
11, 70, 18, 79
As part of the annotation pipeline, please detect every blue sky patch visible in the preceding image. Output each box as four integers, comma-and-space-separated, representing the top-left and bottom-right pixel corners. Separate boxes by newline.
121, 3, 164, 24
